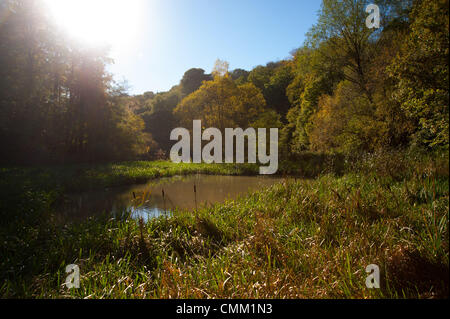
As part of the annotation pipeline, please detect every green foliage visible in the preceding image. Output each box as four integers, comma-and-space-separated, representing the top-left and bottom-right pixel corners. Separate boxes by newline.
284, 45, 345, 153
230, 68, 250, 85
180, 68, 213, 96
1, 0, 449, 300
388, 0, 449, 148
1, 151, 448, 298
248, 65, 275, 91
309, 81, 389, 153
0, 0, 150, 163
263, 64, 294, 117
174, 73, 266, 130
133, 87, 182, 154
1, 0, 448, 164
247, 62, 293, 118
250, 109, 282, 130
282, 0, 447, 155
306, 0, 376, 99
368, 19, 415, 148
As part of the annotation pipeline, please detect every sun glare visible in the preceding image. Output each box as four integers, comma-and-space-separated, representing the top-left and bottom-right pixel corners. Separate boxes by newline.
44, 0, 143, 48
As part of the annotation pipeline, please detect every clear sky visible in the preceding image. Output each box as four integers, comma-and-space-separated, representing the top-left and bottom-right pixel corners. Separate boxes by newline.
106, 0, 323, 95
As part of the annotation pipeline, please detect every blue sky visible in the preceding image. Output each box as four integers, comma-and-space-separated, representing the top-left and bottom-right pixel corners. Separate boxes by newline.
108, 0, 322, 95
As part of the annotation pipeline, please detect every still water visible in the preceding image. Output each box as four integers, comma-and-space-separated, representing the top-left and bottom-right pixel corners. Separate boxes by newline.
61, 175, 283, 221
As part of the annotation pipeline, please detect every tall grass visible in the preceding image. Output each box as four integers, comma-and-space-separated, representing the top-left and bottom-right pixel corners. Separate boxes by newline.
0, 150, 448, 298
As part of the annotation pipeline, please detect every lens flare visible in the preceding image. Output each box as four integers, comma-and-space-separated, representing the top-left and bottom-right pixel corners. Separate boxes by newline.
44, 0, 143, 48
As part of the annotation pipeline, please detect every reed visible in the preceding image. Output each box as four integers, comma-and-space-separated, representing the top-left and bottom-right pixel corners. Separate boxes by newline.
0, 150, 448, 298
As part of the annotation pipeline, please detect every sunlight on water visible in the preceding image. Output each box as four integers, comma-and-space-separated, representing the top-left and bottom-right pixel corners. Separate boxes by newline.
130, 206, 172, 222
61, 174, 283, 221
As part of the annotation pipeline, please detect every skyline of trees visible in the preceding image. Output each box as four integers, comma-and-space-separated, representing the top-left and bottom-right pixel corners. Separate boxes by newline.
0, 0, 151, 163
1, 0, 448, 164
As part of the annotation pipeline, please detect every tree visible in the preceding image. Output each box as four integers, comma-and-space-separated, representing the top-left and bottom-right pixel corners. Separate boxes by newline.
180, 68, 212, 96
264, 64, 294, 118
248, 65, 273, 92
309, 80, 389, 153
306, 0, 408, 101
230, 68, 249, 84
247, 62, 294, 118
174, 74, 265, 131
285, 46, 344, 152
388, 0, 449, 148
139, 87, 181, 152
0, 0, 151, 163
212, 59, 230, 77
368, 16, 415, 147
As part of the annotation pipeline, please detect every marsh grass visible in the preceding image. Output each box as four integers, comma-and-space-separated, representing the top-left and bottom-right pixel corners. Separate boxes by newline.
0, 150, 448, 298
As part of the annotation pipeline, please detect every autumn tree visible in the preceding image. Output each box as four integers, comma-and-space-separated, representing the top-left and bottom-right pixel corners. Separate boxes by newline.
388, 0, 449, 148
306, 0, 409, 101
309, 80, 389, 153
174, 63, 266, 131
0, 0, 151, 163
180, 68, 212, 96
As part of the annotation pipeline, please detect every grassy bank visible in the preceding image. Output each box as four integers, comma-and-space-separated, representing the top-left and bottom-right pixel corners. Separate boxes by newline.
0, 151, 448, 298
0, 161, 259, 194
0, 152, 348, 194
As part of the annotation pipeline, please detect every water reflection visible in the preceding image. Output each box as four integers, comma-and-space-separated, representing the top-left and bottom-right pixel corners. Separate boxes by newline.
61, 175, 283, 221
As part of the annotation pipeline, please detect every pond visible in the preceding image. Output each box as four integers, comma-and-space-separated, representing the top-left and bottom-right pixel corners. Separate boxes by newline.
60, 175, 284, 221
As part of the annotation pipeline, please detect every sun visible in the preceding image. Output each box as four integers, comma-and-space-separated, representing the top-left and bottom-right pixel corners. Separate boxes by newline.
44, 0, 143, 47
